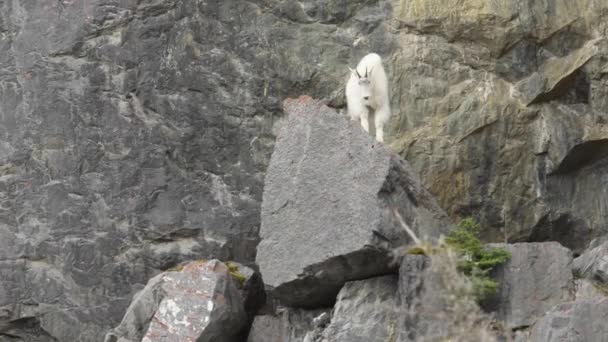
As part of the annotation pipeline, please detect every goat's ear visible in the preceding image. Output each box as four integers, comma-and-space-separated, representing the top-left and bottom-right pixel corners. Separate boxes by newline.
349, 67, 359, 78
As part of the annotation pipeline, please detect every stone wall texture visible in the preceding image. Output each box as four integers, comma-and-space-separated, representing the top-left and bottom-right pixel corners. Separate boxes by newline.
0, 0, 607, 340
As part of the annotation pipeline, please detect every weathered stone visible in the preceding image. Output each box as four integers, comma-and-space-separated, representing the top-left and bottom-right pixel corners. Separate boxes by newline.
574, 279, 607, 300
107, 260, 247, 342
320, 275, 400, 342
396, 255, 432, 341
0, 259, 106, 341
397, 254, 500, 341
486, 242, 574, 329
394, 0, 607, 55
515, 38, 601, 105
528, 299, 608, 342
256, 96, 450, 308
247, 308, 329, 342
2, 0, 608, 339
573, 240, 608, 285
225, 262, 267, 323
0, 0, 394, 339
390, 0, 608, 251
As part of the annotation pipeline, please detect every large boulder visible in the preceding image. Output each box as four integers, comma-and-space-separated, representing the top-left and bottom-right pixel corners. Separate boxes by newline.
256, 96, 450, 307
486, 242, 574, 329
397, 254, 499, 341
106, 260, 248, 342
249, 253, 503, 342
247, 308, 329, 342
396, 255, 433, 341
320, 275, 400, 342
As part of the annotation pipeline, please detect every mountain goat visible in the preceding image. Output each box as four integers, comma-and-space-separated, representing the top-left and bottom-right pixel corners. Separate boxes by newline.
346, 53, 391, 143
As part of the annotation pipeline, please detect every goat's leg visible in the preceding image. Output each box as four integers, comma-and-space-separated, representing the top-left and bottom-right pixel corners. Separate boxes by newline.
360, 110, 370, 133
374, 105, 391, 143
375, 120, 384, 143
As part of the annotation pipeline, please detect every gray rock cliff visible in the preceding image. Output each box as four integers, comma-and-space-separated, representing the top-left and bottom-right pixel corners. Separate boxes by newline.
0, 0, 607, 340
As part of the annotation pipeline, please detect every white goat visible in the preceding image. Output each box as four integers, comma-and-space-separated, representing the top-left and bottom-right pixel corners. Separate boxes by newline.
345, 53, 391, 143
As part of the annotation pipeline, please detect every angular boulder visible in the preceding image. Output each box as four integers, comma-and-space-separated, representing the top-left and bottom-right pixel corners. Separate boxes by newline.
256, 96, 450, 307
106, 260, 248, 342
487, 242, 574, 329
226, 261, 267, 323
250, 253, 502, 342
529, 299, 608, 341
396, 255, 433, 341
247, 308, 329, 342
397, 254, 499, 341
321, 275, 400, 342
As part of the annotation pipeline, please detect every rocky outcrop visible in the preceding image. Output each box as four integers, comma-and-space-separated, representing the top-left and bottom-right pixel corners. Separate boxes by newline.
395, 255, 428, 341
486, 242, 574, 329
0, 0, 394, 339
1, 0, 607, 340
249, 251, 504, 342
256, 96, 450, 308
514, 38, 602, 105
391, 0, 608, 251
106, 260, 256, 342
397, 254, 500, 341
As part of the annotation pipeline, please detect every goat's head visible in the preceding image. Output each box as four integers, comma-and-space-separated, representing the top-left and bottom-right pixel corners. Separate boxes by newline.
350, 67, 374, 106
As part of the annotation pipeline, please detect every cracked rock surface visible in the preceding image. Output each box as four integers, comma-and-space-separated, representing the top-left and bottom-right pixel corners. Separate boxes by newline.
0, 0, 394, 339
106, 260, 248, 342
1, 0, 608, 340
256, 96, 449, 308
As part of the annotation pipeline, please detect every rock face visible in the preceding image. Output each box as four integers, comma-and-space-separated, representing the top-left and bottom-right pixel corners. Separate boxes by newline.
390, 0, 608, 251
397, 254, 500, 342
528, 299, 608, 342
487, 242, 574, 329
248, 253, 501, 342
396, 255, 434, 341
1, 0, 607, 340
107, 260, 248, 342
256, 96, 450, 307
0, 0, 394, 339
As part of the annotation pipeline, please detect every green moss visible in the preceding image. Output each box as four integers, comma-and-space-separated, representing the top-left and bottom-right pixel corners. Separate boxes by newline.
226, 262, 247, 287
406, 247, 427, 255
167, 264, 185, 272
404, 241, 444, 256
0, 163, 16, 176
445, 218, 510, 303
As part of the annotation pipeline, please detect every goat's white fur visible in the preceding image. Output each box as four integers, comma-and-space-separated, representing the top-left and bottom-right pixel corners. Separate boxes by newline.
345, 53, 391, 143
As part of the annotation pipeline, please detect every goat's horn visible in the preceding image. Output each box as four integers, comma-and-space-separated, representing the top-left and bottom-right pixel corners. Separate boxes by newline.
355, 68, 361, 78
365, 67, 368, 77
